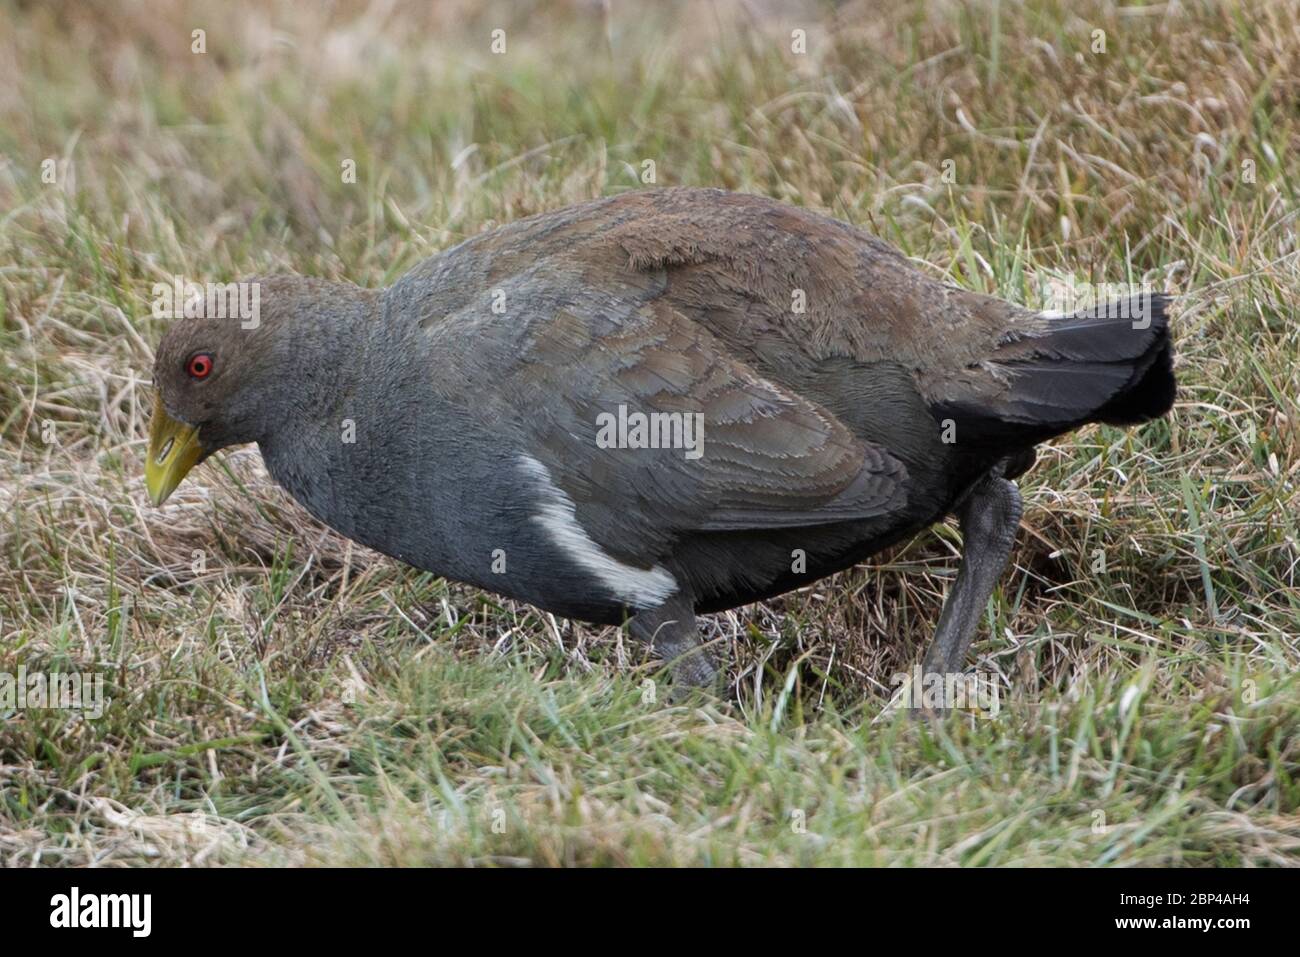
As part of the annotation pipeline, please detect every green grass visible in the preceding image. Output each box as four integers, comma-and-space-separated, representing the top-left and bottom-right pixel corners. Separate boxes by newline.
1, 0, 1298, 866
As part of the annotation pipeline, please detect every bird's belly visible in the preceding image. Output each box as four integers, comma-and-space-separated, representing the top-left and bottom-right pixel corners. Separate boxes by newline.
260, 439, 975, 627
671, 514, 934, 615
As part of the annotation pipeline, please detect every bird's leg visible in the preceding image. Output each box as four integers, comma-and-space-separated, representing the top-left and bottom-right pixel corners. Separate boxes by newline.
629, 594, 718, 693
917, 467, 1023, 708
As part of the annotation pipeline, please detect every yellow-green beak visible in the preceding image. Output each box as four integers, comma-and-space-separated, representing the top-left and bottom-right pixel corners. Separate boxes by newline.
145, 393, 204, 506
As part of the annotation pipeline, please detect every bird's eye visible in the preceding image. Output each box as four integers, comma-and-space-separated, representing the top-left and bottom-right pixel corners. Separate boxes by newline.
186, 353, 214, 379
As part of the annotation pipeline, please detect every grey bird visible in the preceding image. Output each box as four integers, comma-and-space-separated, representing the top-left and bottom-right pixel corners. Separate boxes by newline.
145, 187, 1175, 699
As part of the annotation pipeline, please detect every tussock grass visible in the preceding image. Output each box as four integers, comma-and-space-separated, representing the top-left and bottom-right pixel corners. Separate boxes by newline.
1, 0, 1297, 866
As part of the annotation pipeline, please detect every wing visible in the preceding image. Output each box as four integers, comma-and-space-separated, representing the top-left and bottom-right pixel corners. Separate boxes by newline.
498, 289, 909, 567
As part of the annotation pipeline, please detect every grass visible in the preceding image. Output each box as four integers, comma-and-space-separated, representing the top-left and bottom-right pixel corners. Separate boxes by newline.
1, 0, 1298, 866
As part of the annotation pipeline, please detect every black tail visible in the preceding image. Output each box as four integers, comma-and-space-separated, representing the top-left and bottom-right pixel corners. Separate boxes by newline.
934, 294, 1175, 446
1093, 300, 1175, 425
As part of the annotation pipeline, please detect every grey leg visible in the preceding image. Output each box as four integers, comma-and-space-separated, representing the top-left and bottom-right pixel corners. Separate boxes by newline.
629, 594, 718, 692
919, 467, 1023, 704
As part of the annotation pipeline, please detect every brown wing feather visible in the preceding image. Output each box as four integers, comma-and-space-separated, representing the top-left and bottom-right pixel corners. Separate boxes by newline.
506, 294, 908, 564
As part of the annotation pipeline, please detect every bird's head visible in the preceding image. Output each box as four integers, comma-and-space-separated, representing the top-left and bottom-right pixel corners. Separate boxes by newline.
144, 275, 374, 505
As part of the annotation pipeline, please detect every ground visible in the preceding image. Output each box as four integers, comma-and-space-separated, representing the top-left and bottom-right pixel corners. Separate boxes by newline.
1, 0, 1297, 866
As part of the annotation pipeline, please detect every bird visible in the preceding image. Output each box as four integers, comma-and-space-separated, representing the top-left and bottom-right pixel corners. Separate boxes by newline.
145, 187, 1174, 700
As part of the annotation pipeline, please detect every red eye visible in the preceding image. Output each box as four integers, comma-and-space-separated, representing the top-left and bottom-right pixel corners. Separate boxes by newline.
186, 353, 214, 379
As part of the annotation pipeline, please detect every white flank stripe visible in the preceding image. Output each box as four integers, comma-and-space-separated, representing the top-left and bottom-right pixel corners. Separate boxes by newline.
516, 454, 677, 608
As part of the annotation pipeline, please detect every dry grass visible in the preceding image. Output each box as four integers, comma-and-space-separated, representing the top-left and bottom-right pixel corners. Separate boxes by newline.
1, 0, 1297, 866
